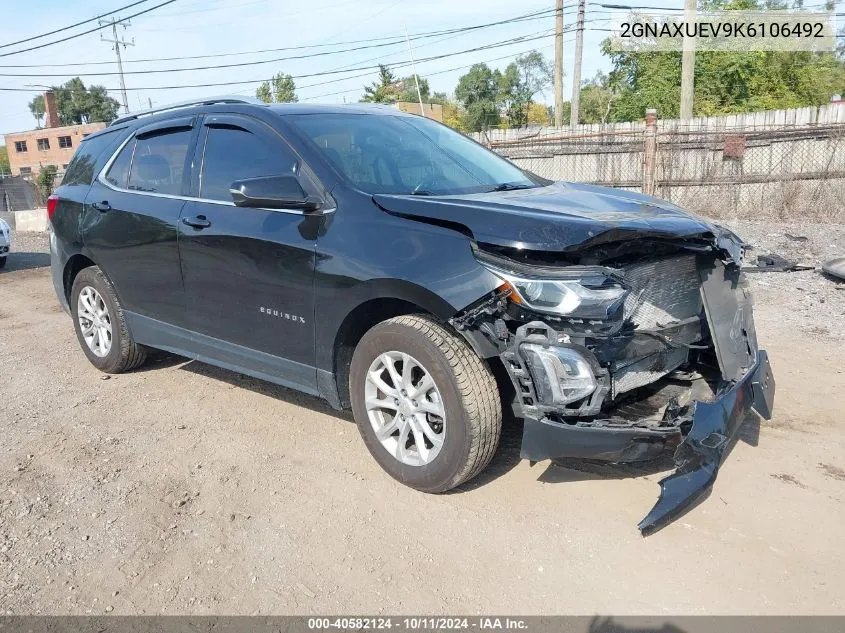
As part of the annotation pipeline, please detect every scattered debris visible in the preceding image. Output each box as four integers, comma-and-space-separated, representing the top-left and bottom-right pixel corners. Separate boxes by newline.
818, 463, 845, 481
822, 256, 845, 282
746, 253, 814, 273
785, 233, 809, 242
771, 473, 806, 489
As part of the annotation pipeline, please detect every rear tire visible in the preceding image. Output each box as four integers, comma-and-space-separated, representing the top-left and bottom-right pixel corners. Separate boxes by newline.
70, 266, 147, 373
350, 314, 501, 493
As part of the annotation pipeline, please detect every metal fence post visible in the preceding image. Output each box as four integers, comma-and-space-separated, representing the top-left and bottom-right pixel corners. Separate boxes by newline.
643, 108, 657, 196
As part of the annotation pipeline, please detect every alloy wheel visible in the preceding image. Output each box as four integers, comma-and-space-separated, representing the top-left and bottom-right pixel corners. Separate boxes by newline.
364, 351, 446, 467
77, 286, 113, 358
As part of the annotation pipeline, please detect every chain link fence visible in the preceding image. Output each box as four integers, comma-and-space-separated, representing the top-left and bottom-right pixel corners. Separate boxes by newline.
475, 105, 845, 222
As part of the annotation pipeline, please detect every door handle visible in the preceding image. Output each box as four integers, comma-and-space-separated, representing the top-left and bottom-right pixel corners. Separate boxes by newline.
182, 215, 211, 229
91, 201, 111, 212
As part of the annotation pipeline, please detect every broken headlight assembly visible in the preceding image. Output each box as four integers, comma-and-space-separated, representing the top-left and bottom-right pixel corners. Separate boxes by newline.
477, 261, 628, 409
481, 263, 628, 320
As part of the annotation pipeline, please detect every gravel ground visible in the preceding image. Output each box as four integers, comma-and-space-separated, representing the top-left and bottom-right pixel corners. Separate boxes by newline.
1, 225, 845, 615
726, 220, 845, 341
2, 231, 50, 273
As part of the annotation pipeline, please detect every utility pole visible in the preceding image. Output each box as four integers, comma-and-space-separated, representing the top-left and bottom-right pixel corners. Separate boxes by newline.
99, 16, 134, 114
570, 0, 585, 127
679, 0, 696, 119
553, 0, 564, 127
404, 26, 427, 118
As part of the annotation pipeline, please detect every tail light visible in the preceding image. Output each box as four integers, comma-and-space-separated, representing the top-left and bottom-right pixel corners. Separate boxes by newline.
47, 194, 58, 222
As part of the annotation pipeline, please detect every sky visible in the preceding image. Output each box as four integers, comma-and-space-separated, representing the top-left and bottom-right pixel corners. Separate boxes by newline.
0, 0, 677, 139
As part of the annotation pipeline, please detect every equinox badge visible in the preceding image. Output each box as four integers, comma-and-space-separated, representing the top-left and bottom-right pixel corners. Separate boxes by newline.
259, 306, 306, 324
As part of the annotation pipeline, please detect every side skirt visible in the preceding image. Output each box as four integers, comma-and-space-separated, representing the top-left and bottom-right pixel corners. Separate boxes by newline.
125, 311, 323, 398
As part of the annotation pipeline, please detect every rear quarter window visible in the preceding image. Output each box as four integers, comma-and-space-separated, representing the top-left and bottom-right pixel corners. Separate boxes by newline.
61, 127, 128, 187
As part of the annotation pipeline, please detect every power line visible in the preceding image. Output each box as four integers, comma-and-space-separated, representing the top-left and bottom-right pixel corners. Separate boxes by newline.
0, 0, 178, 58
299, 41, 564, 102
0, 30, 559, 93
0, 7, 563, 71
0, 0, 154, 50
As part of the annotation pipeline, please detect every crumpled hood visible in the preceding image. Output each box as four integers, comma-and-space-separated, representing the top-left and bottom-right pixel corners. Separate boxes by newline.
374, 182, 737, 257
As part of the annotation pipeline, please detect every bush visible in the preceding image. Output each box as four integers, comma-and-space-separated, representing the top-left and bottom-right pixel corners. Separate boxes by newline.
36, 165, 58, 200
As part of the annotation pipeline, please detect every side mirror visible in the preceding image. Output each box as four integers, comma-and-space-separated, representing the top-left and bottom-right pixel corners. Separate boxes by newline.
229, 174, 322, 212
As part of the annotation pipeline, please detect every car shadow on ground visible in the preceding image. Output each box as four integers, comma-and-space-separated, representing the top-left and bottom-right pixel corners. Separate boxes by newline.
585, 616, 688, 633
154, 352, 762, 491
177, 355, 355, 422
0, 251, 50, 272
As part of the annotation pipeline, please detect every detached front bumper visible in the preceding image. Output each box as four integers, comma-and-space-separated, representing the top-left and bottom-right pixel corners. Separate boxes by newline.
520, 349, 775, 535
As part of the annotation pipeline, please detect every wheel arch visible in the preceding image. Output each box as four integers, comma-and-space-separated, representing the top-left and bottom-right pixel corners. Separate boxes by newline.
325, 279, 481, 409
63, 253, 98, 302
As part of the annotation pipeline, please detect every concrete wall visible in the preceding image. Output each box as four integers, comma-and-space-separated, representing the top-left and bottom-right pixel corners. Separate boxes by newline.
12, 208, 49, 232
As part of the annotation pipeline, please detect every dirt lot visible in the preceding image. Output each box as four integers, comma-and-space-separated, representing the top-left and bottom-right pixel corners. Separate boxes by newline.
1, 224, 845, 615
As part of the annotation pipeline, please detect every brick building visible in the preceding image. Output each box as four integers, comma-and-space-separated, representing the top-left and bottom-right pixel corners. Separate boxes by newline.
3, 91, 106, 179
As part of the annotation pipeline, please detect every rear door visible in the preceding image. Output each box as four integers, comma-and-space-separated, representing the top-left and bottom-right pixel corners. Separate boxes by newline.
177, 113, 320, 393
83, 116, 199, 327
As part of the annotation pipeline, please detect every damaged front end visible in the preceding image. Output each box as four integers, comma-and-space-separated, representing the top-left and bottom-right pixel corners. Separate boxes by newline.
451, 230, 775, 535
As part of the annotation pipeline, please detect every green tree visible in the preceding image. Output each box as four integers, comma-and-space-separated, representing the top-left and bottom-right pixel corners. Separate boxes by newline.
361, 65, 400, 103
51, 78, 120, 124
0, 145, 9, 175
577, 72, 616, 124
429, 91, 449, 105
396, 75, 430, 103
455, 63, 502, 131
603, 0, 845, 120
527, 102, 552, 126
36, 165, 58, 199
256, 72, 298, 103
28, 95, 45, 128
498, 51, 552, 127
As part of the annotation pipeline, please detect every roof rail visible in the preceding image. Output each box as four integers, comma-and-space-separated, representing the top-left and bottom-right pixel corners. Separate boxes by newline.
109, 95, 263, 127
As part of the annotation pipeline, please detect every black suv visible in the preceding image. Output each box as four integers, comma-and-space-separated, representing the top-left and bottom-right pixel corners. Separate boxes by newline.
49, 97, 774, 533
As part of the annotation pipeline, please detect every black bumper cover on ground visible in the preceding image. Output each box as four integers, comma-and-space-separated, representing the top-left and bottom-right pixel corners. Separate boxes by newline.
520, 350, 775, 535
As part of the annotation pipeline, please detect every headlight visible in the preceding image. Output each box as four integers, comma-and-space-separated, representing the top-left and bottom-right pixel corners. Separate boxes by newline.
485, 266, 627, 319
521, 343, 597, 405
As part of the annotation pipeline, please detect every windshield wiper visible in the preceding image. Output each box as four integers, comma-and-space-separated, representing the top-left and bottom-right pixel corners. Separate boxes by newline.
409, 189, 435, 196
488, 183, 534, 192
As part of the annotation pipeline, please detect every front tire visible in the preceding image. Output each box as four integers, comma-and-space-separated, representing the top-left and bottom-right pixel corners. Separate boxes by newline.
70, 266, 147, 373
0, 256, 6, 269
350, 314, 501, 492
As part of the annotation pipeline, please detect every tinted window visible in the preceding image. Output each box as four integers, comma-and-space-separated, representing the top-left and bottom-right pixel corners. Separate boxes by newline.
288, 113, 541, 195
105, 139, 135, 188
62, 128, 123, 186
127, 130, 192, 195
199, 125, 299, 201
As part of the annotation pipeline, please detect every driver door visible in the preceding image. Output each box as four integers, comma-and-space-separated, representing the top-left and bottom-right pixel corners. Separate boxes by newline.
177, 114, 319, 393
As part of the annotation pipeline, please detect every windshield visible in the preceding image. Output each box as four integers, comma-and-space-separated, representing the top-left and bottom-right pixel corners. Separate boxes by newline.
288, 113, 544, 196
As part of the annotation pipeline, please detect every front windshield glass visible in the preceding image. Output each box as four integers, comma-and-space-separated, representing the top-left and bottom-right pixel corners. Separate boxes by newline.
288, 113, 543, 196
